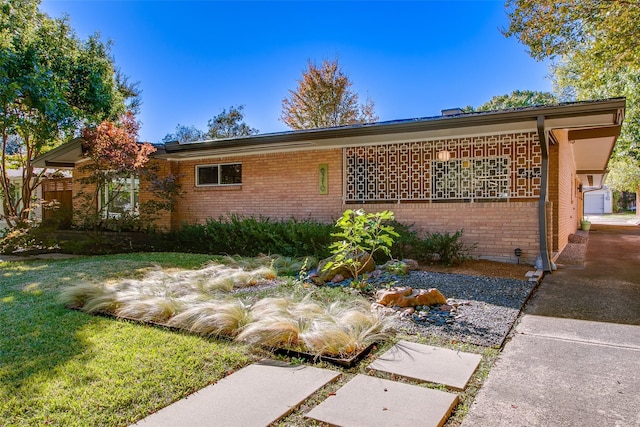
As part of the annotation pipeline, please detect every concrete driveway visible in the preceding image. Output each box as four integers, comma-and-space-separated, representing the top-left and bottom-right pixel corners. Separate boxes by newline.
463, 224, 640, 426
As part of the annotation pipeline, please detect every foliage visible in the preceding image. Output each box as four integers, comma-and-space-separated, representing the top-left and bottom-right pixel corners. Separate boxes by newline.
606, 157, 640, 194
384, 224, 474, 266
504, 0, 640, 193
323, 209, 398, 289
173, 215, 335, 259
386, 220, 421, 260
161, 124, 205, 144
81, 112, 153, 172
552, 60, 640, 162
236, 297, 390, 356
385, 260, 409, 276
420, 230, 475, 266
469, 90, 558, 112
57, 259, 390, 357
504, 0, 640, 69
138, 165, 185, 226
280, 59, 378, 130
168, 300, 253, 337
74, 112, 182, 231
206, 105, 259, 139
0, 0, 134, 230
161, 105, 258, 143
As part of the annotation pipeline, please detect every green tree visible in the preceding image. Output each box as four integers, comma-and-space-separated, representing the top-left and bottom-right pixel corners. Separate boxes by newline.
323, 209, 398, 290
504, 0, 640, 70
606, 157, 640, 194
162, 105, 258, 143
281, 59, 378, 130
206, 105, 258, 139
505, 0, 640, 200
0, 0, 132, 229
162, 124, 205, 144
471, 90, 558, 112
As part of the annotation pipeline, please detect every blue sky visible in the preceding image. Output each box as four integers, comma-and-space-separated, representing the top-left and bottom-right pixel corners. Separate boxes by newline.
40, 1, 552, 144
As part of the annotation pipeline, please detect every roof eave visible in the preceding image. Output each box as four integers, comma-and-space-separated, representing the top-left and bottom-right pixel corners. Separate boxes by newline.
164, 98, 626, 155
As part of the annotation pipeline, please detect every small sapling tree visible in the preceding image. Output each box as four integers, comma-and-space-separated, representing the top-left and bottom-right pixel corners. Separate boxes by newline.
323, 209, 398, 290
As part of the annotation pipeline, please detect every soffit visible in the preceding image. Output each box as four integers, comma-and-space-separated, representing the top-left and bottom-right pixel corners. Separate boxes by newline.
32, 139, 84, 168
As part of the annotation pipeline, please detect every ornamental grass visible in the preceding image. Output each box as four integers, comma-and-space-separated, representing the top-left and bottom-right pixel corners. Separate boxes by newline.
58, 260, 391, 357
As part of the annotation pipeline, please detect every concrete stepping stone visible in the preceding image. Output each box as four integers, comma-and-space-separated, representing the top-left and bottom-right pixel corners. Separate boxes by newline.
132, 359, 340, 427
368, 340, 482, 390
306, 374, 458, 427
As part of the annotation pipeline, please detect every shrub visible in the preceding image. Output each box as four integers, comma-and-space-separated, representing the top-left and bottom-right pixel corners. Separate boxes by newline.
172, 215, 335, 258
419, 230, 475, 266
385, 220, 421, 260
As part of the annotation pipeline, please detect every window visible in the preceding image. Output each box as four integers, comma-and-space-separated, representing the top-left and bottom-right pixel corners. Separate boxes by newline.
100, 175, 139, 218
196, 163, 242, 186
344, 133, 540, 203
431, 157, 510, 201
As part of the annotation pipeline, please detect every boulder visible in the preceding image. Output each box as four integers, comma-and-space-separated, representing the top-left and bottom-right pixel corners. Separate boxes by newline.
375, 287, 413, 306
375, 287, 446, 308
402, 258, 420, 270
315, 252, 376, 284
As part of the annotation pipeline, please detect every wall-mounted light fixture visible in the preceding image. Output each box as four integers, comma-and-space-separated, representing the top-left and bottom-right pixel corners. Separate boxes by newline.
437, 150, 451, 162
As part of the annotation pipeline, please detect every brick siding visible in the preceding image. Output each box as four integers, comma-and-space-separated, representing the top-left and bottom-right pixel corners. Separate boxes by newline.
549, 131, 579, 253
164, 148, 540, 264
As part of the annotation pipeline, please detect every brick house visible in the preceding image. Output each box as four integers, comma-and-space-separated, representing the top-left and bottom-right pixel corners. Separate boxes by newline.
34, 98, 625, 270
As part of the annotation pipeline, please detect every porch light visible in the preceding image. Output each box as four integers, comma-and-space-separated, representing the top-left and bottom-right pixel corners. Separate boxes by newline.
437, 150, 451, 162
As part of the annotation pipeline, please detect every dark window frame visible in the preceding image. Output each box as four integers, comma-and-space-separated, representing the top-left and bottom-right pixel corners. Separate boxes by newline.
195, 163, 242, 187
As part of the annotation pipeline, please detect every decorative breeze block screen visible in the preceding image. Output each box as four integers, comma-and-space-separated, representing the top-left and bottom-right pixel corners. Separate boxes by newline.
344, 132, 541, 202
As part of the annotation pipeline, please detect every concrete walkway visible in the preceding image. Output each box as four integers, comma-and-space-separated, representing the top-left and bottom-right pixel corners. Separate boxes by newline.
588, 213, 640, 226
133, 340, 481, 427
463, 224, 640, 426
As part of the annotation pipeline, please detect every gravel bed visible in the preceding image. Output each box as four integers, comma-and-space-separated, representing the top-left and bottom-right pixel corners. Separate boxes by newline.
380, 270, 536, 347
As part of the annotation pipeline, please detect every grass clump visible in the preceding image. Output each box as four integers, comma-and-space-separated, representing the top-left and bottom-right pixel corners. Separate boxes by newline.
57, 260, 391, 358
168, 300, 252, 337
237, 297, 391, 357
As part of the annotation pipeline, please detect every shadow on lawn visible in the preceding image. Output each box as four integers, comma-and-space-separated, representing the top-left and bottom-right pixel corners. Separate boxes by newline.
0, 287, 94, 392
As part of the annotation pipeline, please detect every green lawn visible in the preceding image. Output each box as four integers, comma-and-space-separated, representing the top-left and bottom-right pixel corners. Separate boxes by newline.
1, 252, 500, 427
0, 253, 254, 427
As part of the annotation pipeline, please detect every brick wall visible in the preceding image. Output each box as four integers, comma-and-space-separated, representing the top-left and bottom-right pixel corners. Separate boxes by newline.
549, 131, 579, 253
173, 149, 344, 225
161, 148, 540, 264
71, 164, 98, 216
139, 159, 174, 231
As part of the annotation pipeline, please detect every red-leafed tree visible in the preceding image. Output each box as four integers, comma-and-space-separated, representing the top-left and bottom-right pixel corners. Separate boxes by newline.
81, 111, 154, 172
76, 112, 157, 229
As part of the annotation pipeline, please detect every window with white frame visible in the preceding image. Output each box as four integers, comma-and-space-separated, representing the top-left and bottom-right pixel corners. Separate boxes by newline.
100, 175, 139, 218
196, 163, 242, 186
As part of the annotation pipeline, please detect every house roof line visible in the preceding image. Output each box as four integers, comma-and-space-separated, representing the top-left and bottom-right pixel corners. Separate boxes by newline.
163, 98, 626, 154
32, 97, 625, 168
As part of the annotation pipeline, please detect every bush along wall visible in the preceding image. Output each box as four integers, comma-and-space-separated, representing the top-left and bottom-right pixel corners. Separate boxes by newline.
171, 215, 336, 259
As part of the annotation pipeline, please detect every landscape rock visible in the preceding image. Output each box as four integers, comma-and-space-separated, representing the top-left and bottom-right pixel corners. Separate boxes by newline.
331, 274, 344, 283
313, 252, 376, 284
375, 287, 447, 308
402, 259, 420, 270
